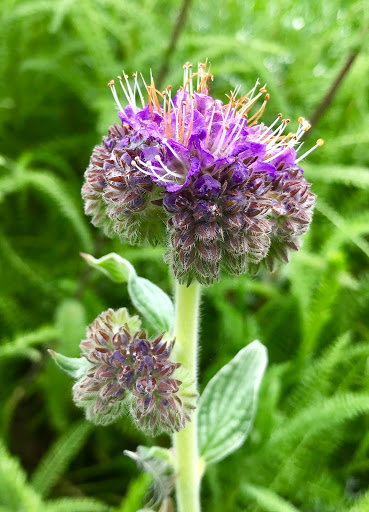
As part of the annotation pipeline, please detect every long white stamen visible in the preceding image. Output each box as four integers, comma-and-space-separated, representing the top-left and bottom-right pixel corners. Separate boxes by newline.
134, 73, 145, 108
185, 94, 195, 144
220, 117, 242, 152
255, 114, 283, 142
295, 139, 324, 163
183, 62, 190, 88
217, 126, 229, 154
271, 134, 292, 151
264, 140, 295, 163
175, 90, 185, 141
296, 141, 304, 153
131, 160, 154, 178
117, 77, 133, 108
189, 65, 194, 95
221, 117, 246, 154
248, 78, 260, 101
108, 82, 124, 111
205, 103, 217, 146
162, 139, 184, 163
225, 113, 245, 143
212, 99, 233, 151
122, 71, 136, 110
132, 159, 171, 183
238, 85, 266, 117
265, 120, 290, 150
168, 89, 179, 140
295, 119, 311, 143
154, 155, 183, 179
163, 91, 167, 120
223, 99, 233, 125
230, 84, 241, 102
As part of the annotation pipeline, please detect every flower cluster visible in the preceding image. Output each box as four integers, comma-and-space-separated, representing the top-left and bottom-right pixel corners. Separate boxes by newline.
83, 63, 321, 284
73, 308, 196, 433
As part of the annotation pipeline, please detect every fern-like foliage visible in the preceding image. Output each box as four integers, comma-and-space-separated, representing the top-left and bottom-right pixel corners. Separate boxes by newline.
0, 440, 43, 512
31, 421, 92, 497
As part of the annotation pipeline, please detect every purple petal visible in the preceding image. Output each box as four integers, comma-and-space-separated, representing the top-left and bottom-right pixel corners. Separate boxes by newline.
268, 147, 297, 168
194, 175, 221, 197
166, 157, 201, 192
231, 141, 266, 159
193, 92, 217, 115
230, 162, 249, 184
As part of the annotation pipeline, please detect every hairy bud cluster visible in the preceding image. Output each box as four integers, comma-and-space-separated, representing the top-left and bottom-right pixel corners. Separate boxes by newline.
82, 63, 320, 284
73, 308, 196, 433
82, 124, 166, 245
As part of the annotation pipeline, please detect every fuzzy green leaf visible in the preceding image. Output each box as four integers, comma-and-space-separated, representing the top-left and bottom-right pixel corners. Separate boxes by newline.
48, 350, 91, 379
128, 276, 174, 334
198, 340, 268, 466
80, 252, 135, 283
81, 252, 174, 333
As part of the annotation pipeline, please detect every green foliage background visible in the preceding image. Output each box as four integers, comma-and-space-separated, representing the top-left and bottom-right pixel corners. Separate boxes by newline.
1, 0, 369, 510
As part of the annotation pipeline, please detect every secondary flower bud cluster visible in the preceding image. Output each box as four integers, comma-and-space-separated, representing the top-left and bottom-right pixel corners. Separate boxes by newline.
83, 63, 321, 284
73, 308, 196, 433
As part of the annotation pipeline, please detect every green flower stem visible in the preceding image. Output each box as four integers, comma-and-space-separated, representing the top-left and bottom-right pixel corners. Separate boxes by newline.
173, 280, 201, 512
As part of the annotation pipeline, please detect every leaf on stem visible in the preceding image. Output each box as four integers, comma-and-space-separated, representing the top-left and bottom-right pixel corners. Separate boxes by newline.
198, 340, 268, 466
81, 252, 174, 333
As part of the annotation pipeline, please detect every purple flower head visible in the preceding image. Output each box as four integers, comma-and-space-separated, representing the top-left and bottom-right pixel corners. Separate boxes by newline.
82, 64, 323, 284
72, 308, 196, 433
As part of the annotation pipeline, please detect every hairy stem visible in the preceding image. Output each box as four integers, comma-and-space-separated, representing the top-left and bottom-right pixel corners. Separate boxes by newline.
173, 281, 201, 512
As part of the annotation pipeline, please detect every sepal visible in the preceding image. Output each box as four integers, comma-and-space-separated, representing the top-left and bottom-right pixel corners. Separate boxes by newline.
48, 350, 92, 379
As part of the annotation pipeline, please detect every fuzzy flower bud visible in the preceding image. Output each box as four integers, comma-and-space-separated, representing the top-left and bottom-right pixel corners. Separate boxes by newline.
73, 308, 196, 433
82, 64, 321, 284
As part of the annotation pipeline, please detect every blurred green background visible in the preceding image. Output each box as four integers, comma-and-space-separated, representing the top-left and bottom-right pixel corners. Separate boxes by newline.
1, 0, 369, 511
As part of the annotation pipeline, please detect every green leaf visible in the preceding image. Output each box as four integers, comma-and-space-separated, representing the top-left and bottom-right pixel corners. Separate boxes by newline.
242, 483, 302, 512
81, 252, 174, 334
45, 498, 112, 512
128, 276, 174, 334
198, 340, 268, 466
48, 350, 91, 379
80, 252, 135, 283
